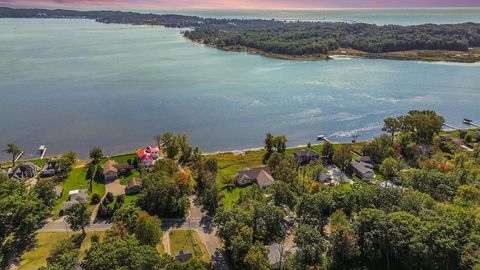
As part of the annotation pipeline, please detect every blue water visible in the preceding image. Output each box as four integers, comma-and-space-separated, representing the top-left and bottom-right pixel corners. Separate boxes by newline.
0, 14, 479, 159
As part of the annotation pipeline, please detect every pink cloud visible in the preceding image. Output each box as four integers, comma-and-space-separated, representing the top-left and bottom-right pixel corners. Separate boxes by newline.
1, 0, 479, 9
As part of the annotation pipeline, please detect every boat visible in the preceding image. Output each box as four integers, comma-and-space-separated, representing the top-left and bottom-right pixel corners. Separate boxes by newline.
38, 145, 46, 153
464, 118, 473, 124
317, 135, 326, 141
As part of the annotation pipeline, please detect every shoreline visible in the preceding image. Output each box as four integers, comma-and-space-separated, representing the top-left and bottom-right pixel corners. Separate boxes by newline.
187, 39, 480, 63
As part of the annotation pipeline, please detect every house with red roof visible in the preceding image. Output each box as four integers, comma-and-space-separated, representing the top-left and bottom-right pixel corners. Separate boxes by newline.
137, 146, 160, 167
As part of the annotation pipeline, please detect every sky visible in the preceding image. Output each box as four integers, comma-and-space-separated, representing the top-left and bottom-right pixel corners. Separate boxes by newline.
1, 0, 479, 9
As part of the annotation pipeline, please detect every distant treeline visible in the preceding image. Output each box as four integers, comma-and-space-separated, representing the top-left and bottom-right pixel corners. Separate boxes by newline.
185, 21, 480, 55
2, 7, 480, 55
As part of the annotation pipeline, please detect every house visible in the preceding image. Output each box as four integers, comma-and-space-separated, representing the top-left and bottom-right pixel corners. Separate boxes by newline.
293, 149, 320, 164
441, 134, 464, 146
41, 161, 59, 177
175, 250, 193, 262
69, 189, 87, 203
313, 170, 331, 182
61, 189, 87, 213
267, 244, 297, 269
137, 146, 160, 167
236, 167, 274, 189
349, 158, 375, 179
8, 162, 37, 180
125, 178, 142, 195
102, 160, 119, 182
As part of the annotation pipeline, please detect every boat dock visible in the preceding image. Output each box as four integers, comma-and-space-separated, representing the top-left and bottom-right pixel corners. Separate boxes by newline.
443, 123, 463, 131
38, 145, 47, 159
14, 151, 24, 162
464, 118, 480, 128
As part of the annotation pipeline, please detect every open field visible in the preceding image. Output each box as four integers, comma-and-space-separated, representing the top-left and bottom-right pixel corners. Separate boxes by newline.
18, 232, 106, 270
168, 230, 209, 261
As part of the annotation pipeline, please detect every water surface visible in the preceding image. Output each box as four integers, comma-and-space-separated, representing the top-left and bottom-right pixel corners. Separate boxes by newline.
0, 17, 479, 159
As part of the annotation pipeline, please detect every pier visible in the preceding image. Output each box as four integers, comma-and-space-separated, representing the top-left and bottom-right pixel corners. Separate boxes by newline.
464, 119, 480, 128
443, 123, 463, 131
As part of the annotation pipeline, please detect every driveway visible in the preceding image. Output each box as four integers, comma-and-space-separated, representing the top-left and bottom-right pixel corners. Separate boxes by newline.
105, 179, 125, 196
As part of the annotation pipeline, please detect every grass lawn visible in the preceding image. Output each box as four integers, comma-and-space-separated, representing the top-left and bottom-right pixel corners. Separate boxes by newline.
100, 153, 136, 165
19, 232, 106, 270
53, 165, 106, 216
222, 185, 254, 208
169, 230, 209, 261
124, 194, 140, 205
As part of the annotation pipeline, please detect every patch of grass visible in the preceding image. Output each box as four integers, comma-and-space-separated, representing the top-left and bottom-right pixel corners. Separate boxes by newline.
169, 230, 209, 262
222, 185, 254, 208
100, 153, 136, 165
53, 165, 106, 216
124, 194, 139, 205
19, 232, 106, 270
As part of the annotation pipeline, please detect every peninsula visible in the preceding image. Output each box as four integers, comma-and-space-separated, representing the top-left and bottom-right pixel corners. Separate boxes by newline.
1, 7, 480, 63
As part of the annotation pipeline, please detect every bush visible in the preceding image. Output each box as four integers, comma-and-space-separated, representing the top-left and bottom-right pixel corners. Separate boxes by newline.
91, 193, 101, 205
105, 192, 114, 204
117, 195, 125, 204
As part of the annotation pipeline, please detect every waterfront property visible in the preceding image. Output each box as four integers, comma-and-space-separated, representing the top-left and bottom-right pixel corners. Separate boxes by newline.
236, 166, 274, 189
349, 158, 375, 179
137, 146, 160, 167
8, 162, 37, 180
293, 149, 320, 164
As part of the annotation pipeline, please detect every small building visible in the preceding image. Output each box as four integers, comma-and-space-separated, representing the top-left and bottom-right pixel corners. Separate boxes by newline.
102, 160, 119, 182
236, 167, 274, 189
137, 146, 160, 167
349, 158, 375, 179
61, 189, 87, 213
175, 250, 193, 262
268, 243, 283, 269
8, 162, 37, 180
125, 178, 142, 195
41, 161, 59, 177
293, 149, 320, 164
441, 134, 464, 146
69, 189, 87, 203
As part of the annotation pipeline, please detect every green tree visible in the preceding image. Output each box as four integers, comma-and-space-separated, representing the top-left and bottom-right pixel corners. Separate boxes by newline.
134, 212, 162, 246
89, 147, 103, 164
322, 141, 335, 163
154, 134, 163, 148
263, 133, 275, 163
273, 135, 288, 154
4, 143, 21, 167
332, 145, 352, 171
382, 117, 401, 141
81, 234, 161, 270
294, 224, 327, 267
57, 151, 77, 179
243, 242, 270, 270
380, 157, 399, 178
42, 240, 79, 270
34, 179, 57, 210
267, 181, 297, 209
362, 134, 393, 164
112, 205, 141, 233
65, 203, 90, 235
267, 152, 284, 172
400, 110, 445, 144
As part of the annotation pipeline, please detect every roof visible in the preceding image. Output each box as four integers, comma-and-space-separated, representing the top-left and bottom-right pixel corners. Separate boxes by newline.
256, 169, 274, 188
114, 163, 131, 170
102, 160, 118, 174
176, 250, 192, 256
319, 171, 330, 182
137, 146, 160, 161
238, 167, 274, 188
267, 243, 283, 266
126, 178, 142, 189
238, 166, 272, 180
294, 149, 319, 158
350, 159, 374, 175
68, 189, 87, 201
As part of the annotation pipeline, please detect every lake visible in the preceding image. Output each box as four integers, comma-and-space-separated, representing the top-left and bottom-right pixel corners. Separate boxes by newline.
1, 11, 480, 160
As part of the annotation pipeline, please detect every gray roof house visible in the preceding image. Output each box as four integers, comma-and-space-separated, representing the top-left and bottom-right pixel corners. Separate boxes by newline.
8, 162, 37, 180
313, 170, 331, 182
125, 178, 142, 195
349, 158, 375, 179
293, 149, 320, 164
61, 189, 87, 213
175, 250, 193, 262
267, 244, 297, 269
236, 167, 274, 189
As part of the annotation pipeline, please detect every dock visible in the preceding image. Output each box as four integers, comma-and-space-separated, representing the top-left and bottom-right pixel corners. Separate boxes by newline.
14, 151, 24, 162
443, 123, 463, 131
38, 145, 47, 159
464, 120, 480, 128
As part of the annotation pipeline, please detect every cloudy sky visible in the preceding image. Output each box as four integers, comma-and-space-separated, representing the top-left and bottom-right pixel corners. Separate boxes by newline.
1, 0, 479, 9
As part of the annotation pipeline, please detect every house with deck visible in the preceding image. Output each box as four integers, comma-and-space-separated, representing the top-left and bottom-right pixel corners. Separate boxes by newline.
8, 162, 37, 180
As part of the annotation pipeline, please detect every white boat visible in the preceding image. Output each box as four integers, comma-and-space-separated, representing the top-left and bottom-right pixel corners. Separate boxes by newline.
38, 145, 46, 153
317, 135, 326, 141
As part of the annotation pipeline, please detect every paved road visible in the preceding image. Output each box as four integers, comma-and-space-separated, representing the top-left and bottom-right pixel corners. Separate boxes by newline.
39, 217, 113, 232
